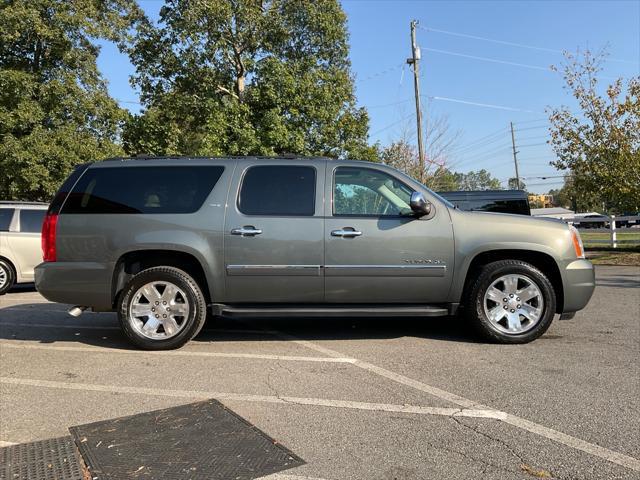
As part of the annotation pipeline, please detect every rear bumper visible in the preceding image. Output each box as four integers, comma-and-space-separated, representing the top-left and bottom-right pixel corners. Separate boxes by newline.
561, 259, 596, 313
35, 261, 113, 310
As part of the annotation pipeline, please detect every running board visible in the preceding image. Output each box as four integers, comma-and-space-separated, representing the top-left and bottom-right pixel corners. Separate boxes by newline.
211, 304, 450, 318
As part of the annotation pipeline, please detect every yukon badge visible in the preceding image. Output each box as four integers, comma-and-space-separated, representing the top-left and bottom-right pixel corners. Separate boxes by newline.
403, 259, 445, 265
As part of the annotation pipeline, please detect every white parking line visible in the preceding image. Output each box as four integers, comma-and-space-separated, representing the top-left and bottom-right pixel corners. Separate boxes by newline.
0, 322, 276, 336
257, 474, 328, 480
0, 440, 17, 447
274, 332, 640, 473
0, 376, 503, 420
0, 322, 120, 330
0, 343, 356, 364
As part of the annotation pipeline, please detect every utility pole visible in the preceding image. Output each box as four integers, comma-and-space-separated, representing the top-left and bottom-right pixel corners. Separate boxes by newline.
407, 20, 425, 182
510, 121, 521, 189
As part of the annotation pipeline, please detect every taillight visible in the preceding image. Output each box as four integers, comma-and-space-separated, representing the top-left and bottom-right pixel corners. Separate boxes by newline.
41, 213, 58, 262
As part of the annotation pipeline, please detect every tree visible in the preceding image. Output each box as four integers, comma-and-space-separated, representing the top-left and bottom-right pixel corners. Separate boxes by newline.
455, 169, 502, 191
508, 177, 526, 190
0, 0, 141, 201
124, 0, 376, 160
548, 50, 640, 213
381, 114, 460, 189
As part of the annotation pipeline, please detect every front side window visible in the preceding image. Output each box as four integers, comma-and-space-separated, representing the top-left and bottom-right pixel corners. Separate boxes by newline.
62, 166, 224, 214
19, 209, 46, 233
238, 165, 316, 216
333, 167, 413, 217
0, 208, 15, 231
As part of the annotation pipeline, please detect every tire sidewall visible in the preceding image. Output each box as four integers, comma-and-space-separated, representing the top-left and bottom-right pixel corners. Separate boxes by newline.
118, 267, 206, 350
0, 260, 15, 295
471, 261, 556, 343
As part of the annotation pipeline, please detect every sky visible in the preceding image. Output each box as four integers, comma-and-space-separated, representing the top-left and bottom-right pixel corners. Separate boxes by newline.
96, 0, 640, 193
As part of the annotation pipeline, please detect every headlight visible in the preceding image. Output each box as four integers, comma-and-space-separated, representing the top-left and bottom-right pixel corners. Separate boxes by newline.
569, 225, 585, 259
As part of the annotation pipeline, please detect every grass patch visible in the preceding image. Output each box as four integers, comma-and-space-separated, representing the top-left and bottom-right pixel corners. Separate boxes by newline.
587, 251, 640, 266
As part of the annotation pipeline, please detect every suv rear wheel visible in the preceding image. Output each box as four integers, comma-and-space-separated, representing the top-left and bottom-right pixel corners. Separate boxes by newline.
466, 260, 556, 343
0, 259, 15, 295
117, 266, 207, 350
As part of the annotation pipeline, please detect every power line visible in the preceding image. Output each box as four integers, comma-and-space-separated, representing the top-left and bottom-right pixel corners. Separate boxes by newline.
448, 128, 508, 153
427, 95, 542, 113
517, 142, 549, 148
421, 47, 552, 72
514, 125, 549, 132
357, 62, 405, 83
369, 112, 415, 136
418, 25, 637, 65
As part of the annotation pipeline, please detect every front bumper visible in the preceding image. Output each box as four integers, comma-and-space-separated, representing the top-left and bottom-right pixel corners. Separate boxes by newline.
561, 259, 596, 313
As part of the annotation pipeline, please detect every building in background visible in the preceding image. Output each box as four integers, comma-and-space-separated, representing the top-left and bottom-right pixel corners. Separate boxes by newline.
528, 194, 554, 208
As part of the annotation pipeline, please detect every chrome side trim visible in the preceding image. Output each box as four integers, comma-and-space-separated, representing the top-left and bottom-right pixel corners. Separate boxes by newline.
324, 264, 446, 277
227, 265, 322, 276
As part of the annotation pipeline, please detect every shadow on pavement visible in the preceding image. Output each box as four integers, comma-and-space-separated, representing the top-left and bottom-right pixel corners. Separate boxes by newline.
0, 302, 481, 349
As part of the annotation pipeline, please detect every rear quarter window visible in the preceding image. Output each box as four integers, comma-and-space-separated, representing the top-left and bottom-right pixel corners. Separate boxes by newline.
61, 166, 225, 214
0, 208, 15, 231
19, 209, 46, 233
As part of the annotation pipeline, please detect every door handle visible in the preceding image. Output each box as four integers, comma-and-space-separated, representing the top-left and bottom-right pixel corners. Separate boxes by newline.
231, 226, 263, 236
331, 229, 362, 238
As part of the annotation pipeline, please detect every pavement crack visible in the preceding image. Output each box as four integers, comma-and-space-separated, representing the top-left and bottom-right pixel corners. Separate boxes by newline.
450, 416, 562, 479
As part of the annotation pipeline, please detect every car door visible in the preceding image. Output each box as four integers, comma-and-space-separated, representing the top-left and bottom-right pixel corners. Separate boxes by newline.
223, 159, 325, 303
6, 208, 45, 282
324, 164, 454, 303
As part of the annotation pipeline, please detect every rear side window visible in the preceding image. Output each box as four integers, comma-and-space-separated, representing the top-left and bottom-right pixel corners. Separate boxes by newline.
238, 166, 316, 216
0, 208, 14, 231
19, 209, 46, 233
62, 166, 224, 214
48, 163, 91, 214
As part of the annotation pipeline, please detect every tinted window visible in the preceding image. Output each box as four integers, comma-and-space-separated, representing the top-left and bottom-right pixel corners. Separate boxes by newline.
19, 209, 46, 233
49, 163, 91, 214
0, 208, 14, 231
62, 166, 224, 214
467, 199, 530, 215
239, 166, 316, 216
334, 167, 413, 216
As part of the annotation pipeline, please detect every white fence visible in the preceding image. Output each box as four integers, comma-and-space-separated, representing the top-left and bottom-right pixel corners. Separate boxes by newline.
563, 215, 640, 248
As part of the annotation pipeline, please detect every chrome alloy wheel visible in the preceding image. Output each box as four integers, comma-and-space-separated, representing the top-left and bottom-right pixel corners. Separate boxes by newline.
129, 281, 190, 340
0, 266, 7, 289
483, 274, 544, 335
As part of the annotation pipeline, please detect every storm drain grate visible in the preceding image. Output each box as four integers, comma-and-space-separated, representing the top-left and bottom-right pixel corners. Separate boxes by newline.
0, 436, 84, 480
69, 399, 304, 479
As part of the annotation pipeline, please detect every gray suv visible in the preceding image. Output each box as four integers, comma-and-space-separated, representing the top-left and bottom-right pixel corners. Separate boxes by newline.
35, 156, 595, 350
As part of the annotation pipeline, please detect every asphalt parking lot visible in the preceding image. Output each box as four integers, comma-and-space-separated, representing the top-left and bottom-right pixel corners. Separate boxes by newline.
1, 265, 638, 480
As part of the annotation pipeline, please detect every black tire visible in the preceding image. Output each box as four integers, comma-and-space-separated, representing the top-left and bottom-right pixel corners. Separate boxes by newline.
0, 259, 16, 295
465, 260, 556, 344
117, 266, 207, 350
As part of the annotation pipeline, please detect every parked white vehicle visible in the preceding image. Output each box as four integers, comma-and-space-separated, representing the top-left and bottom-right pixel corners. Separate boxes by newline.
0, 202, 48, 294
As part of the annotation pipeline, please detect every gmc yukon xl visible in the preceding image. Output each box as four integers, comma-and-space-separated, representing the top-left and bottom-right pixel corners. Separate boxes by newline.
35, 156, 595, 350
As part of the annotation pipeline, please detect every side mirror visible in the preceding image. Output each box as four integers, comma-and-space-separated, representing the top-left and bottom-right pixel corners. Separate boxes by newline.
410, 191, 432, 217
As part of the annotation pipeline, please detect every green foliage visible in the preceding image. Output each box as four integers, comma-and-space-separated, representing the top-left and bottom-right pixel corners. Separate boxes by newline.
455, 169, 502, 191
124, 0, 376, 161
508, 177, 526, 190
0, 0, 142, 201
548, 50, 640, 213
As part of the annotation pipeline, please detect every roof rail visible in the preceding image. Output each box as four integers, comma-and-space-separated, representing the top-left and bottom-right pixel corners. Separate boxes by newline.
101, 155, 333, 162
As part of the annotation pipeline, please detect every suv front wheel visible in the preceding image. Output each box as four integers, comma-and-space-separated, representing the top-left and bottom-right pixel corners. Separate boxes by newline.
466, 260, 556, 343
118, 266, 207, 350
